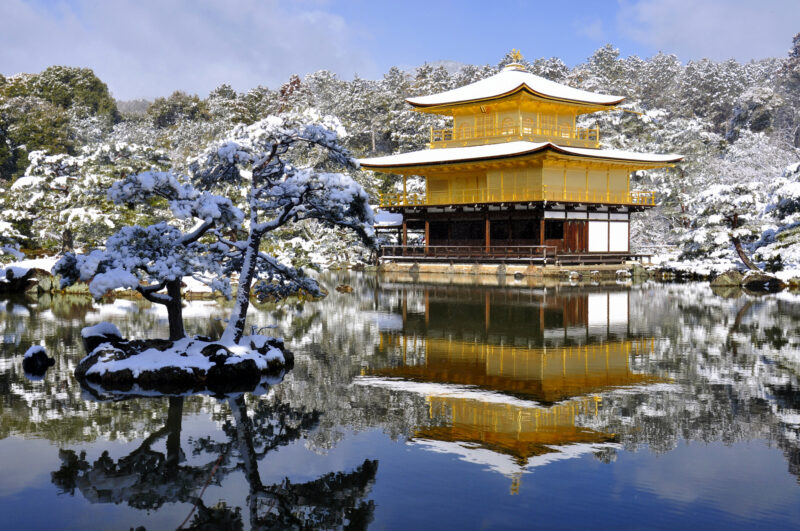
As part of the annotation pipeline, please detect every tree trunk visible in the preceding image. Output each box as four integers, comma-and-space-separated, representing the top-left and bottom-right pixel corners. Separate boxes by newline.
61, 229, 74, 253
731, 234, 761, 271
166, 279, 185, 340
726, 213, 761, 272
222, 233, 261, 344
229, 396, 267, 526
165, 397, 184, 478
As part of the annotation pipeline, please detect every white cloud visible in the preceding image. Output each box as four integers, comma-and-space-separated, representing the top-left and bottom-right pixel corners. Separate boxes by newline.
0, 0, 375, 100
616, 0, 800, 61
577, 18, 607, 42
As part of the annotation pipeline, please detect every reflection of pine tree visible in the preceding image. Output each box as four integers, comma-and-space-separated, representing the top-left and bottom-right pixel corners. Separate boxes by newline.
50, 394, 378, 529
227, 395, 377, 529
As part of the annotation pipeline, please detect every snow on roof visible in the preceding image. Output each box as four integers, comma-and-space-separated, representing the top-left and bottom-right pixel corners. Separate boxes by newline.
409, 438, 618, 477
360, 141, 683, 169
407, 65, 624, 108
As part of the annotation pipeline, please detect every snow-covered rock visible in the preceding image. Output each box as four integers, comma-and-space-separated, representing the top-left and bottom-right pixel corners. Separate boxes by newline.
22, 345, 54, 375
75, 333, 292, 396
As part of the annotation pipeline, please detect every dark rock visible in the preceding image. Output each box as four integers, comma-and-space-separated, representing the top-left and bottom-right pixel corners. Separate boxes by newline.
22, 349, 55, 375
710, 270, 744, 287
201, 343, 234, 365
0, 268, 38, 294
206, 359, 261, 393
742, 271, 786, 293
82, 331, 123, 354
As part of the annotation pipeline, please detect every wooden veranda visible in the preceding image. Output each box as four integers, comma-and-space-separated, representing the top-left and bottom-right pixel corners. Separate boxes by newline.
377, 245, 650, 265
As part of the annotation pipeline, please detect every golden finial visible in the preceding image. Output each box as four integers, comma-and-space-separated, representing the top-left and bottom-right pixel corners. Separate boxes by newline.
510, 49, 524, 63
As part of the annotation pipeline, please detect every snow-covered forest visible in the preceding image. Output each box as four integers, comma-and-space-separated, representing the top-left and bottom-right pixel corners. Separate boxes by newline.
3, 37, 800, 273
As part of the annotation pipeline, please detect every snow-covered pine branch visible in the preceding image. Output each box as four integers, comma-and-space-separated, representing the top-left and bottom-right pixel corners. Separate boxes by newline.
191, 114, 376, 342
54, 171, 243, 340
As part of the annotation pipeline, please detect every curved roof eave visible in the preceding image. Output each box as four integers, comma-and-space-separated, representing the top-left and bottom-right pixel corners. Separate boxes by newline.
406, 84, 625, 110
360, 142, 683, 171
405, 68, 625, 109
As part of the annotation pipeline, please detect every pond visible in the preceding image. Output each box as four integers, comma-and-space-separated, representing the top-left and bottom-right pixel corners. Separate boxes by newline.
1, 272, 800, 529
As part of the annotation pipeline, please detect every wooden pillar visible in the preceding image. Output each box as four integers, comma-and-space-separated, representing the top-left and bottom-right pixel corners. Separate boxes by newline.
424, 290, 429, 326
585, 168, 589, 203
539, 305, 545, 337
424, 220, 430, 254
625, 170, 631, 203
485, 292, 490, 332
540, 217, 546, 245
402, 220, 407, 252
627, 218, 631, 254
403, 175, 407, 204
485, 213, 491, 253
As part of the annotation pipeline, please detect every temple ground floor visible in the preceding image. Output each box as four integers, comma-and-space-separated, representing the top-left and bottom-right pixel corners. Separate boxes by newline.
376, 202, 649, 265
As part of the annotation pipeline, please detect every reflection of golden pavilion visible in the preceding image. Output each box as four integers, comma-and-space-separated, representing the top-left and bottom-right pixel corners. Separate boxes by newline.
416, 395, 614, 464
362, 286, 662, 492
375, 336, 658, 402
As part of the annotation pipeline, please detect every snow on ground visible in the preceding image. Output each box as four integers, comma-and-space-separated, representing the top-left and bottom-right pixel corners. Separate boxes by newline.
4, 256, 59, 272
0, 256, 223, 296
181, 275, 214, 293
656, 256, 740, 277
0, 265, 31, 280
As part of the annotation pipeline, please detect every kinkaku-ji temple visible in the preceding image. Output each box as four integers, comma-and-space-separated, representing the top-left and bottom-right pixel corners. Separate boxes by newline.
357, 282, 664, 492
360, 50, 682, 264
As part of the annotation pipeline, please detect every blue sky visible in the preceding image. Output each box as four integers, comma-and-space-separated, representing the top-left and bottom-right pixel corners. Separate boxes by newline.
2, 0, 799, 100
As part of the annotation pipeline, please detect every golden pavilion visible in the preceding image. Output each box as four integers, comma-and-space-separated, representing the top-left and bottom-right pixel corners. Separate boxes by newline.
361, 51, 682, 264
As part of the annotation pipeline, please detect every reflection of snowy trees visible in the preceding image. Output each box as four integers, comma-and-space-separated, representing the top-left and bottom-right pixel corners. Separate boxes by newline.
0, 294, 227, 444
594, 283, 800, 480
51, 395, 378, 529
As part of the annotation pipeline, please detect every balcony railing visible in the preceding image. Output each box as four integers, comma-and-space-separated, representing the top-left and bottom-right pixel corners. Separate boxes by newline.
377, 245, 653, 264
430, 121, 600, 149
378, 187, 656, 208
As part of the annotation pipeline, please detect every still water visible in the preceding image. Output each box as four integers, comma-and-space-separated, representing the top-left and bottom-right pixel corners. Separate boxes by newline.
1, 273, 800, 529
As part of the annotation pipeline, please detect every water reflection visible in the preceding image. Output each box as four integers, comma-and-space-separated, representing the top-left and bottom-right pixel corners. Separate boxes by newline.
1, 275, 800, 528
52, 395, 377, 529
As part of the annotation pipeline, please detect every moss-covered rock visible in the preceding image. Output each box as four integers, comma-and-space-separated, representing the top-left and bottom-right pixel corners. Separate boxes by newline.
710, 270, 744, 287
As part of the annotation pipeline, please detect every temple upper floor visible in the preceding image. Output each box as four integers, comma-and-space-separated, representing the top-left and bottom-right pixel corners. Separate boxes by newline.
409, 61, 625, 150
430, 107, 600, 149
